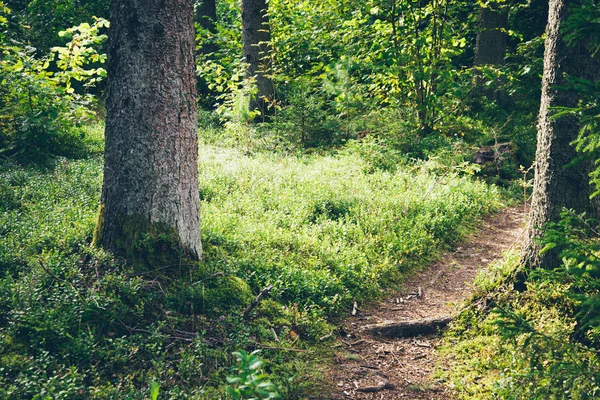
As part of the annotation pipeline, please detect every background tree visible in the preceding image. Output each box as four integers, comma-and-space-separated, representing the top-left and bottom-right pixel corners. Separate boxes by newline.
473, 0, 509, 104
94, 0, 201, 262
195, 0, 219, 107
474, 1, 508, 67
521, 0, 600, 270
196, 0, 217, 55
241, 0, 274, 115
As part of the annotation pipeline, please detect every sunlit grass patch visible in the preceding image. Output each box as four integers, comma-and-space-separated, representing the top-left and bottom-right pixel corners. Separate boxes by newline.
0, 139, 502, 397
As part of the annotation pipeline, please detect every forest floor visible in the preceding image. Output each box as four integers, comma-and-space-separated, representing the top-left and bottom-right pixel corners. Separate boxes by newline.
327, 207, 526, 400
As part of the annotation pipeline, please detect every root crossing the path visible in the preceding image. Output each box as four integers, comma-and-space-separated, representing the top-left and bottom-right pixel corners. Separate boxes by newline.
328, 208, 525, 399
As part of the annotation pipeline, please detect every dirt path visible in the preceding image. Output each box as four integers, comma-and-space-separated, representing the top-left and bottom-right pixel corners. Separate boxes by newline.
327, 208, 526, 399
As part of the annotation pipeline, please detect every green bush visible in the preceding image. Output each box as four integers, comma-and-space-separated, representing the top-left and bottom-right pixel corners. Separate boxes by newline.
268, 78, 343, 147
0, 15, 107, 161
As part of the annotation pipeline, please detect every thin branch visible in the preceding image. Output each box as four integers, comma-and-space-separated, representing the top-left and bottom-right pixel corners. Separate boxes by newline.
243, 284, 274, 319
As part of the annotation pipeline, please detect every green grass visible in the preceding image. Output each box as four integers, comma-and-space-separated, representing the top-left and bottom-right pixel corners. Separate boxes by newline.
0, 137, 502, 398
198, 144, 502, 315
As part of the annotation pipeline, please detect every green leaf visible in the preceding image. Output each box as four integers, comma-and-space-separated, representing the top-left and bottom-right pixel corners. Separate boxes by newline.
150, 381, 160, 400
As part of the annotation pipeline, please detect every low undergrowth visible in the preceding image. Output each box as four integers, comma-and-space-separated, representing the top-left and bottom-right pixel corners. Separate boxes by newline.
0, 138, 501, 398
439, 211, 600, 399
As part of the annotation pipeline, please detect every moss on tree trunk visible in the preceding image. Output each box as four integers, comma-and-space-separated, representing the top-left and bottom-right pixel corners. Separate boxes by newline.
94, 205, 194, 269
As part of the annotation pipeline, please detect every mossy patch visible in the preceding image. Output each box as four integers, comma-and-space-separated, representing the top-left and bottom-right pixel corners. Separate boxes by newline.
91, 203, 104, 247
166, 275, 253, 317
201, 275, 253, 315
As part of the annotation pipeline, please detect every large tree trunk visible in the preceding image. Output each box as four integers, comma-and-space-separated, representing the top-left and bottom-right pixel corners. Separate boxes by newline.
474, 4, 508, 66
521, 0, 599, 270
94, 0, 201, 263
241, 0, 274, 115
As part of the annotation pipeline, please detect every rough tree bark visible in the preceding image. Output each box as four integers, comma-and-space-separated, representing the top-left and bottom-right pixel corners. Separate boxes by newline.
474, 3, 508, 67
521, 0, 599, 270
241, 0, 274, 114
94, 0, 202, 262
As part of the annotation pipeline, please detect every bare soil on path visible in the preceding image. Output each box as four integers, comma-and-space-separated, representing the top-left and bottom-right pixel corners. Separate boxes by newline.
326, 208, 526, 400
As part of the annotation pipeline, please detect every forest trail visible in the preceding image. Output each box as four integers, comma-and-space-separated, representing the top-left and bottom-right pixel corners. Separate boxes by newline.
328, 208, 526, 399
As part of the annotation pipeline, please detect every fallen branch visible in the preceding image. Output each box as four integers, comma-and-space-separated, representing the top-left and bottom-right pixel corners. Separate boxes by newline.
319, 333, 333, 342
243, 284, 274, 319
362, 316, 452, 338
359, 365, 379, 370
430, 269, 445, 286
357, 381, 395, 393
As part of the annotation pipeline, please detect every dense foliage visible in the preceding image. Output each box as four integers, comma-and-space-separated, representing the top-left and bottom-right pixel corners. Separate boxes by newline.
195, 0, 544, 162
0, 4, 107, 160
1, 0, 548, 166
0, 0, 599, 398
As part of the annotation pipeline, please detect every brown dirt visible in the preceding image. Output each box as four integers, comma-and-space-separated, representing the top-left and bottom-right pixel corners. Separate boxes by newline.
326, 208, 526, 400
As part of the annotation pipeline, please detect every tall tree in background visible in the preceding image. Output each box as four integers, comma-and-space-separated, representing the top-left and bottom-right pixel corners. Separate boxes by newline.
195, 0, 218, 107
521, 0, 599, 270
241, 0, 274, 115
196, 0, 217, 56
474, 1, 508, 67
473, 1, 508, 103
94, 0, 202, 261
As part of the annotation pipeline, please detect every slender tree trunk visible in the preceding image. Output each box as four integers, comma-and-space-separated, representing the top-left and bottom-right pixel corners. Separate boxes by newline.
94, 0, 201, 263
196, 0, 217, 56
195, 0, 218, 108
521, 0, 599, 270
474, 2, 508, 103
241, 0, 274, 115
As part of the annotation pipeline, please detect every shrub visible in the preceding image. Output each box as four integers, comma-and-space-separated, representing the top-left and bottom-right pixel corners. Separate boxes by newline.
226, 350, 281, 400
440, 210, 600, 399
0, 15, 107, 161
